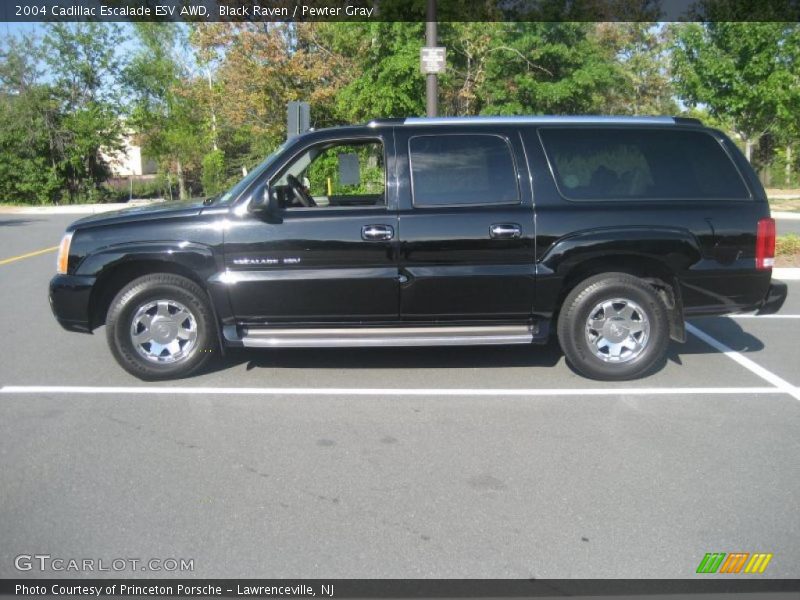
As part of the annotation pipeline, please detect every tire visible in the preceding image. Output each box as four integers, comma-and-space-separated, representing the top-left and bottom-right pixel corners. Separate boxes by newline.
105, 273, 217, 380
556, 273, 670, 381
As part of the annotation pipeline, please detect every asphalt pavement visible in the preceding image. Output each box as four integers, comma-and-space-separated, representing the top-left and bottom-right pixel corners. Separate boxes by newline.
0, 214, 798, 579
775, 214, 800, 236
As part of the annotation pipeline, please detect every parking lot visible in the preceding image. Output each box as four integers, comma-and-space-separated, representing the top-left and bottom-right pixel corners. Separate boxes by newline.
1, 213, 799, 579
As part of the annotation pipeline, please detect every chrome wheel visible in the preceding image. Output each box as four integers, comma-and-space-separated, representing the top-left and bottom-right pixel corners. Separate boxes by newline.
585, 297, 650, 363
129, 299, 198, 364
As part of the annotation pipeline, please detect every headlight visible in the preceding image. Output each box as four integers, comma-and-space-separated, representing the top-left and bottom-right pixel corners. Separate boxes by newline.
56, 232, 73, 274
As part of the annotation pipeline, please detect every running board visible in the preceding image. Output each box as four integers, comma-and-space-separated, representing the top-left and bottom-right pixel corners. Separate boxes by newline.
236, 324, 538, 348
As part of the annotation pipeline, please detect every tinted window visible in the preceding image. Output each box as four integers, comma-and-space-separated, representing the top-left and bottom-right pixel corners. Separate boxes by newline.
410, 135, 519, 206
539, 128, 750, 200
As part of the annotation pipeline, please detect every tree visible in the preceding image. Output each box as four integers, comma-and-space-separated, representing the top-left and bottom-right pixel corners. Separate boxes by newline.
475, 23, 622, 115
125, 23, 206, 200
0, 37, 61, 204
192, 23, 318, 167
670, 22, 796, 162
44, 23, 126, 201
437, 22, 498, 116
326, 23, 426, 120
190, 22, 360, 174
769, 25, 800, 185
594, 23, 677, 115
201, 148, 226, 196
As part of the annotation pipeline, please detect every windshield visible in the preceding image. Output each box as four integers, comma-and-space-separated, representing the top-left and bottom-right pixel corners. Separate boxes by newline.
214, 141, 290, 206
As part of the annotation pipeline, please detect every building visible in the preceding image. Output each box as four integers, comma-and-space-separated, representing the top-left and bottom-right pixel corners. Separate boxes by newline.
101, 133, 157, 178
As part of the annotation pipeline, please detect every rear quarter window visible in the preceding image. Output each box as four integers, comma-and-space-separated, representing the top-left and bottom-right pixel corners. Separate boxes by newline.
539, 128, 750, 201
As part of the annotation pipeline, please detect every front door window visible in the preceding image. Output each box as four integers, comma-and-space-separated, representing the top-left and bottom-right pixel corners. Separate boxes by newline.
273, 140, 385, 210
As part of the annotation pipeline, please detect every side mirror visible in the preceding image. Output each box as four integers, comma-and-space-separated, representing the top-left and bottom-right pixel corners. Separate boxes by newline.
248, 182, 281, 223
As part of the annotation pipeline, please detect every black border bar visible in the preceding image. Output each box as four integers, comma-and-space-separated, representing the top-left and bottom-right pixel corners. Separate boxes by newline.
2, 579, 800, 598
2, 0, 800, 23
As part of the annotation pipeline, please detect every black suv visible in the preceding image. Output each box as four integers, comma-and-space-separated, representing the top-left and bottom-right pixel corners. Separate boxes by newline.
50, 116, 787, 381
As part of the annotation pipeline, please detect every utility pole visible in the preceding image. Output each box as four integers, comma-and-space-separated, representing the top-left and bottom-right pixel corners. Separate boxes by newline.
425, 0, 437, 117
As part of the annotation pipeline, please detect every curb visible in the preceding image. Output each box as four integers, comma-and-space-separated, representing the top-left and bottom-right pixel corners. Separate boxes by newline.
0, 199, 164, 215
773, 211, 800, 221
773, 268, 800, 280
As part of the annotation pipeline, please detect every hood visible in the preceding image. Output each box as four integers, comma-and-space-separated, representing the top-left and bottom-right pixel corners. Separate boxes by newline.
67, 199, 211, 231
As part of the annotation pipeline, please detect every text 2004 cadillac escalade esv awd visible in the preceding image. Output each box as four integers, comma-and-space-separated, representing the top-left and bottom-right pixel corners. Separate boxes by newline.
49, 116, 787, 381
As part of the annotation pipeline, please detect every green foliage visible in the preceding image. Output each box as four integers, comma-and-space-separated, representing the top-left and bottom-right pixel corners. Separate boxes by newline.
0, 25, 124, 204
124, 23, 206, 200
332, 23, 427, 120
0, 87, 61, 204
670, 22, 798, 148
102, 178, 169, 203
477, 23, 622, 115
201, 149, 226, 196
769, 145, 800, 188
44, 23, 126, 199
594, 23, 678, 115
305, 144, 384, 196
3, 21, 800, 204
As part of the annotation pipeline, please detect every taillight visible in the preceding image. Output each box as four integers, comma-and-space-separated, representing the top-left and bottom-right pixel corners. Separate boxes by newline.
755, 218, 775, 270
56, 232, 73, 274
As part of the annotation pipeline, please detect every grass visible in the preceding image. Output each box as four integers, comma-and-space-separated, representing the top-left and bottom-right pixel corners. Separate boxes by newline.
770, 198, 800, 212
775, 234, 800, 267
776, 234, 800, 256
766, 188, 800, 212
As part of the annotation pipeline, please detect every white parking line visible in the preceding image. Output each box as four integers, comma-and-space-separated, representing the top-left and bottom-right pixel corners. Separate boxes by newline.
772, 268, 800, 280
3, 322, 798, 400
686, 323, 800, 401
0, 385, 786, 397
772, 211, 800, 220
730, 314, 800, 319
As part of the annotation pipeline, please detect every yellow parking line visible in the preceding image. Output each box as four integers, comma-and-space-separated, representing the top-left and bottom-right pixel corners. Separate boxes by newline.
0, 245, 59, 266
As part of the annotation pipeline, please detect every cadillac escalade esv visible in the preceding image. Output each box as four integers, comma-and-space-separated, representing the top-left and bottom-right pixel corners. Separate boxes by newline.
49, 116, 787, 381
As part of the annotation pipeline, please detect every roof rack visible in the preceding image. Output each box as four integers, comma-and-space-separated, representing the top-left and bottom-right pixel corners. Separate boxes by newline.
363, 115, 706, 128
673, 116, 704, 126
366, 117, 406, 127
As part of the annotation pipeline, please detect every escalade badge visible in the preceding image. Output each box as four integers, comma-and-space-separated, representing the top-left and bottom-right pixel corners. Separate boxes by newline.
232, 257, 301, 265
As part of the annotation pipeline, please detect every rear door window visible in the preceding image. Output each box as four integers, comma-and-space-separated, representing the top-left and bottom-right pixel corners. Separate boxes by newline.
409, 134, 520, 207
539, 128, 750, 201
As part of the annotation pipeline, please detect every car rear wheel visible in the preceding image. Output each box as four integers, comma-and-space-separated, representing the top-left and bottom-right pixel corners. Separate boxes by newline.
106, 274, 217, 380
557, 273, 669, 381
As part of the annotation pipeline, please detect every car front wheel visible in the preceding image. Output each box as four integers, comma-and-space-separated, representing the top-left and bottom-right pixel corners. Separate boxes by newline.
106, 273, 217, 380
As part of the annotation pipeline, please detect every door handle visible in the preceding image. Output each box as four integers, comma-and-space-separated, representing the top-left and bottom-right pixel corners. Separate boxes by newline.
362, 224, 394, 241
489, 223, 522, 239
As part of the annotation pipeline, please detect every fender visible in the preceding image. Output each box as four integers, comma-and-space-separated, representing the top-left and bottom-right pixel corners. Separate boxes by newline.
538, 226, 703, 276
75, 241, 220, 280
76, 241, 235, 332
534, 227, 700, 342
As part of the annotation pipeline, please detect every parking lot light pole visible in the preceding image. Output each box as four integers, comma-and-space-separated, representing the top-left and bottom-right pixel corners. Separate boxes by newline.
426, 0, 437, 117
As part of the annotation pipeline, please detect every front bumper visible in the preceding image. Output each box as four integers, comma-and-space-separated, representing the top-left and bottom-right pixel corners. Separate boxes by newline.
49, 274, 96, 333
756, 280, 788, 315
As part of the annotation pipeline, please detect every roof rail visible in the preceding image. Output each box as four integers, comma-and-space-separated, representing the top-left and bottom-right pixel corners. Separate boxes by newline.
401, 115, 685, 126
673, 116, 703, 126
363, 115, 706, 127
366, 117, 406, 127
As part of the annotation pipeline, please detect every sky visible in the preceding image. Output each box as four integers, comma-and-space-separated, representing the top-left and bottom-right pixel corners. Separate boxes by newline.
2, 21, 140, 79
3, 21, 39, 37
